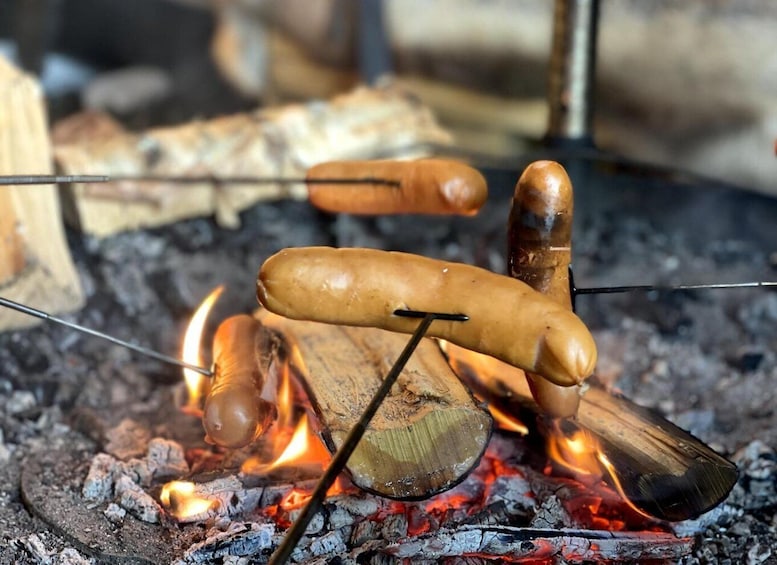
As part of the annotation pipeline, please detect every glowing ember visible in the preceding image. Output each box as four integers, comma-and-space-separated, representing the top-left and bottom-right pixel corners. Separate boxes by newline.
182, 285, 224, 410
160, 481, 216, 520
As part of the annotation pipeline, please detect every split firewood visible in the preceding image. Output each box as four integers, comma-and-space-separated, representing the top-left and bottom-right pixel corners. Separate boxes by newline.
257, 309, 492, 500
53, 85, 452, 237
508, 161, 581, 418
0, 56, 84, 331
447, 344, 738, 522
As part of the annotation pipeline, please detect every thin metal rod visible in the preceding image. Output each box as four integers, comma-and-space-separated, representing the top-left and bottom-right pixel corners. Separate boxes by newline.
576, 281, 777, 295
268, 309, 466, 565
0, 296, 212, 377
0, 175, 110, 185
0, 174, 401, 187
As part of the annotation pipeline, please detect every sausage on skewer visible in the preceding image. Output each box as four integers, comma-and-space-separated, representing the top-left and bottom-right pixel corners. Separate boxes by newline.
508, 160, 581, 418
257, 247, 597, 387
306, 159, 487, 215
203, 315, 278, 449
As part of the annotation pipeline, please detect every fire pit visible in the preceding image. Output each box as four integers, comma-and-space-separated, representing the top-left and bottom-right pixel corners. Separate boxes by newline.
3, 156, 777, 563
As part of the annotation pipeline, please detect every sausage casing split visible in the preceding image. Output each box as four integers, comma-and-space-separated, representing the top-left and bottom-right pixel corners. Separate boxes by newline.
306, 159, 488, 216
257, 247, 597, 387
203, 314, 277, 449
509, 160, 580, 417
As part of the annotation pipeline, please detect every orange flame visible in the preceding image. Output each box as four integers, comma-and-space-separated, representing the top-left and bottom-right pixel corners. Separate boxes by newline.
546, 421, 653, 519
239, 347, 331, 475
182, 285, 224, 410
159, 481, 216, 521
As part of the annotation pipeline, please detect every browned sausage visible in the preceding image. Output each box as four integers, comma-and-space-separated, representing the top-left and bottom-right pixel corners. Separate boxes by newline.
203, 315, 277, 449
509, 160, 581, 418
257, 247, 597, 387
306, 159, 487, 215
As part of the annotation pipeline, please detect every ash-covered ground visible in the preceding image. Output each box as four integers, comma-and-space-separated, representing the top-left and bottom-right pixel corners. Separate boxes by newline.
1, 164, 777, 564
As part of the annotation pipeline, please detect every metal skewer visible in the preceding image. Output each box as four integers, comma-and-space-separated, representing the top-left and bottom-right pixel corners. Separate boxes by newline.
0, 296, 212, 377
0, 174, 401, 187
268, 309, 468, 565
567, 267, 777, 310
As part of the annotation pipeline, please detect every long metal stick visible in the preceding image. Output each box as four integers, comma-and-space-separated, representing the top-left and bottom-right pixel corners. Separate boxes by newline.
0, 296, 212, 376
0, 174, 400, 187
268, 309, 468, 565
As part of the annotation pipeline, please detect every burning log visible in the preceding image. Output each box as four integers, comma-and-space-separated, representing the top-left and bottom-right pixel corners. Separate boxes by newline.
258, 309, 493, 500
447, 345, 738, 522
52, 85, 452, 236
0, 56, 84, 331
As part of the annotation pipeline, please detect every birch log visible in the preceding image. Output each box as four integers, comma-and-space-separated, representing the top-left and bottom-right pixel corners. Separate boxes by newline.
258, 309, 492, 500
0, 56, 84, 331
53, 85, 452, 237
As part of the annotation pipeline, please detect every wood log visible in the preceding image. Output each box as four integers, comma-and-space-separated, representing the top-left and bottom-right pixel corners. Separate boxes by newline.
257, 309, 492, 500
53, 85, 451, 237
0, 56, 84, 331
446, 344, 738, 522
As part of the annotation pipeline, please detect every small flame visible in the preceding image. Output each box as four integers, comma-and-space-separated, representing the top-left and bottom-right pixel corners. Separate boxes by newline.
182, 285, 224, 409
241, 412, 331, 474
159, 481, 216, 520
546, 426, 603, 482
546, 421, 653, 520
240, 347, 331, 474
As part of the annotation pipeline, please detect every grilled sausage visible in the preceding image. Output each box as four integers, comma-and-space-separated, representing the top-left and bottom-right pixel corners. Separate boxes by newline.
509, 160, 580, 418
203, 315, 277, 449
306, 159, 487, 215
257, 247, 597, 387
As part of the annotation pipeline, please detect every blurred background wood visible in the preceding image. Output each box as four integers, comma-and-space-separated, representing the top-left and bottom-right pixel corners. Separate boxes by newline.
0, 56, 83, 331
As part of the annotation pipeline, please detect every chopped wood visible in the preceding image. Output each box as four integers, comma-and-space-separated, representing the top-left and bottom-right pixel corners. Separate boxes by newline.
0, 55, 84, 331
257, 309, 492, 500
53, 85, 452, 237
448, 345, 738, 522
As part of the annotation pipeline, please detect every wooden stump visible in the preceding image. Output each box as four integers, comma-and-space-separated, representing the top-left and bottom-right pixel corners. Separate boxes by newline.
0, 56, 84, 330
258, 309, 493, 500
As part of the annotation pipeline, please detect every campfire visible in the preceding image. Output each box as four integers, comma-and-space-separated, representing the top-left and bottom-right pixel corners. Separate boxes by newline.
3, 7, 777, 562
17, 160, 737, 564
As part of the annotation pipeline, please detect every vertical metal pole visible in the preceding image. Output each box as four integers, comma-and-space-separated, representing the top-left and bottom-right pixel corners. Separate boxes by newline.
546, 0, 600, 145
358, 0, 392, 84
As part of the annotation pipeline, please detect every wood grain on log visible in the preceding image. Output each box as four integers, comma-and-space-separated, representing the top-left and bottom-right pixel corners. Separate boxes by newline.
0, 56, 84, 330
53, 85, 451, 237
258, 309, 492, 500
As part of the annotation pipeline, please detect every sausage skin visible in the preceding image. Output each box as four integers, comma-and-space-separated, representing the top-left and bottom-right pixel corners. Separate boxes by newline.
203, 315, 277, 449
509, 161, 580, 418
257, 247, 597, 387
306, 159, 487, 215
